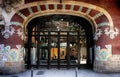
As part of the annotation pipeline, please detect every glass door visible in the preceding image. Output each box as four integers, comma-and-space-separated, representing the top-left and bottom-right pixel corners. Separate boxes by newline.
50, 32, 58, 66
80, 36, 87, 65
39, 32, 49, 66
60, 32, 67, 66
69, 32, 79, 66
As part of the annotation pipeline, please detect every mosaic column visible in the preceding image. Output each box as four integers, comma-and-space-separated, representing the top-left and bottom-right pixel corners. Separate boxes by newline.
0, 24, 25, 74
94, 26, 119, 72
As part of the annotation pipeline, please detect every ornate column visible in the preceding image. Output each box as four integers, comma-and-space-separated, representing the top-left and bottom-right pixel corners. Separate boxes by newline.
0, 0, 25, 74
94, 26, 119, 72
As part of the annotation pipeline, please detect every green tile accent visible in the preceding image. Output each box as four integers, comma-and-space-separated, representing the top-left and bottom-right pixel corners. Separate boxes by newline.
37, 5, 41, 11
98, 22, 110, 27
17, 12, 27, 19
54, 4, 57, 10
62, 4, 66, 10
70, 5, 74, 10
11, 22, 22, 26
78, 6, 83, 12
28, 7, 33, 14
93, 12, 103, 19
86, 8, 91, 14
45, 4, 49, 10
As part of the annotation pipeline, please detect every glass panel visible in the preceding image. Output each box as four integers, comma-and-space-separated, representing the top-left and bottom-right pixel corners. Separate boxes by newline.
60, 32, 67, 35
69, 32, 77, 35
60, 36, 67, 65
31, 47, 37, 65
69, 34, 78, 65
51, 32, 58, 35
50, 48, 58, 65
50, 35, 58, 65
80, 37, 87, 64
39, 32, 48, 35
31, 34, 37, 65
39, 35, 48, 65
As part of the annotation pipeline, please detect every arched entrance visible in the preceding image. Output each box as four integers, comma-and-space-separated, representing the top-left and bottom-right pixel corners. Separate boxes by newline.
0, 1, 117, 74
26, 14, 94, 69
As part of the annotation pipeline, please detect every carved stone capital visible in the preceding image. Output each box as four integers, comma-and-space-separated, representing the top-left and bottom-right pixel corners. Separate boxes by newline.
0, 0, 23, 13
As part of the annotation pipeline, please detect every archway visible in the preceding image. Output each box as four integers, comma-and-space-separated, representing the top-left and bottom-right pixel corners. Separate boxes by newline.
0, 1, 118, 74
26, 14, 94, 69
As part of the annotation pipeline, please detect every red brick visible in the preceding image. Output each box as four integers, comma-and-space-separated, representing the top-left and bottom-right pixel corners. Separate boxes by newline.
31, 6, 38, 13
40, 5, 46, 11
57, 4, 62, 9
65, 4, 71, 10
73, 5, 80, 11
81, 7, 88, 13
49, 4, 54, 10
11, 14, 24, 23
19, 8, 30, 17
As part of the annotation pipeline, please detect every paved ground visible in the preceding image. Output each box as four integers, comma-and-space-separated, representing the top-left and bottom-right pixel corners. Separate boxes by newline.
0, 68, 120, 77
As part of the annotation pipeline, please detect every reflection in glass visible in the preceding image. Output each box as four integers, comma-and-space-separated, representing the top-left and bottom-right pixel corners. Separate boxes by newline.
80, 38, 87, 64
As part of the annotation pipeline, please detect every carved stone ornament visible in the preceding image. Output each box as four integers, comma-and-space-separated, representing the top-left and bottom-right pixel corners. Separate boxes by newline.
104, 27, 119, 39
0, 0, 23, 13
2, 26, 15, 39
94, 29, 102, 41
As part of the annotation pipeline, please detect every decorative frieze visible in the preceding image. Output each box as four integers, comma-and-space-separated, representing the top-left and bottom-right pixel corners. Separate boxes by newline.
11, 22, 22, 27
0, 44, 24, 62
104, 27, 119, 39
98, 22, 110, 27
37, 5, 41, 11
94, 29, 102, 41
1, 26, 15, 39
28, 7, 33, 14
17, 28, 24, 40
85, 8, 91, 15
93, 12, 103, 19
17, 12, 27, 20
94, 45, 112, 61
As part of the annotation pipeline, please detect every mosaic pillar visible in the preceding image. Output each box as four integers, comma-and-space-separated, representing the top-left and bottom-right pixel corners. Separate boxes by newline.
0, 25, 25, 74
94, 26, 119, 72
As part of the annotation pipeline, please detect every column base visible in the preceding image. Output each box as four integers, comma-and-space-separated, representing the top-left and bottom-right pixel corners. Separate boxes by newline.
0, 61, 25, 75
94, 55, 120, 73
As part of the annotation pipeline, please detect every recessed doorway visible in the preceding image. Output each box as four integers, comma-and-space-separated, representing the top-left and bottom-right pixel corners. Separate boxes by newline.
25, 14, 94, 69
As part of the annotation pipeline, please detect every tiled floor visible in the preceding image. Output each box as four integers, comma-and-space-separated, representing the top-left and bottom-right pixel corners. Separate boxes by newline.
0, 68, 120, 77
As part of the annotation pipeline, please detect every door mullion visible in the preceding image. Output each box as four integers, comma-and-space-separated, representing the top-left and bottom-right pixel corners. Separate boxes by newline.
48, 31, 51, 68
58, 31, 60, 69
67, 32, 70, 69
37, 26, 40, 68
77, 31, 81, 68
27, 30, 31, 69
86, 31, 90, 67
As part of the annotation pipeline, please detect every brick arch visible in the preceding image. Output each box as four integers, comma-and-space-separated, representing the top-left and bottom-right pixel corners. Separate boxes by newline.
11, 1, 114, 33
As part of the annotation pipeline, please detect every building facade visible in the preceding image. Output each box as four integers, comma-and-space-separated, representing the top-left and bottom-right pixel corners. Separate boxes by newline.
0, 0, 120, 74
